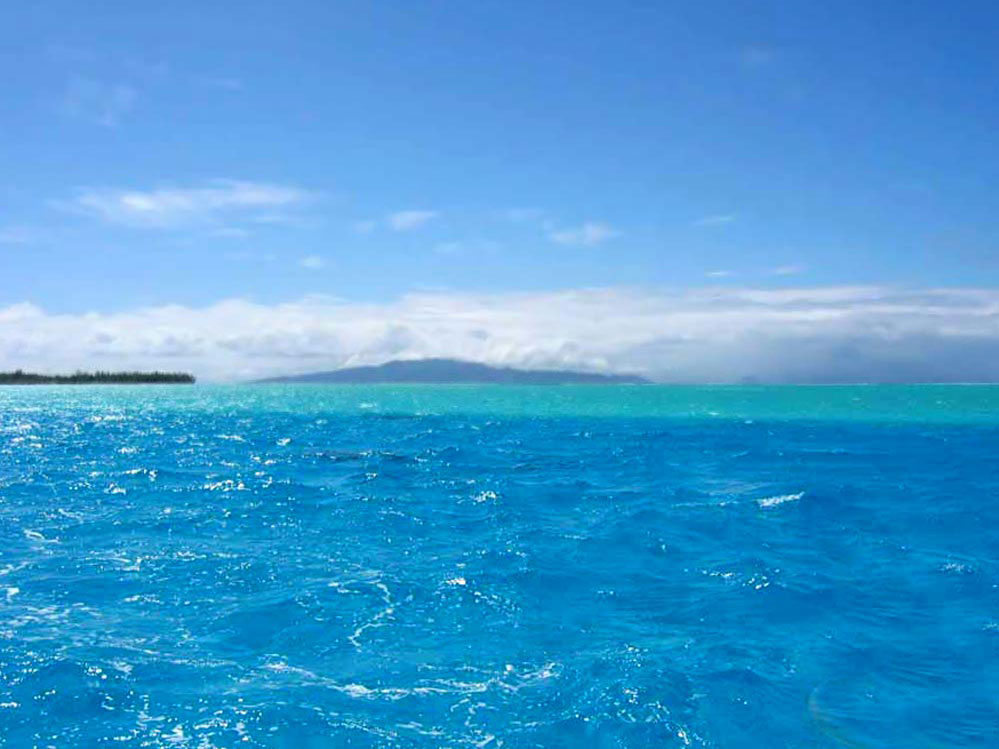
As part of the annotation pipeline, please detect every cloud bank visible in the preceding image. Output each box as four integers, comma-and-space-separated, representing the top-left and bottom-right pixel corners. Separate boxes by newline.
4, 286, 999, 383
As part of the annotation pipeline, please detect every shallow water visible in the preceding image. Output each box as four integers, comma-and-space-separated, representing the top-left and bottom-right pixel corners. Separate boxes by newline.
0, 385, 997, 746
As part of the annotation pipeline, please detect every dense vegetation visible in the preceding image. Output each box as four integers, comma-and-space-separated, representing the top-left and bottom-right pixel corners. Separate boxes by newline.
0, 370, 195, 384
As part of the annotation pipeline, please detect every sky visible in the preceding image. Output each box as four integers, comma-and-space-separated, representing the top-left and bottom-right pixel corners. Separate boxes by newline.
2, 1, 999, 381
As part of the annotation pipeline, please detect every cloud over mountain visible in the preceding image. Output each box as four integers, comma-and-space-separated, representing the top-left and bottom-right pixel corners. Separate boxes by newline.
3, 286, 999, 383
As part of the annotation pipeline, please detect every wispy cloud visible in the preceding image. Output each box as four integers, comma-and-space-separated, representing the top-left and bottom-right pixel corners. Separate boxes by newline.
64, 180, 314, 229
6, 286, 999, 383
741, 45, 776, 68
434, 241, 463, 255
549, 222, 620, 247
59, 77, 137, 127
298, 255, 326, 269
122, 57, 169, 82
45, 43, 97, 64
0, 226, 42, 245
693, 214, 737, 227
506, 208, 546, 223
357, 211, 440, 233
197, 76, 244, 91
773, 264, 805, 276
432, 238, 502, 256
706, 270, 733, 278
388, 210, 439, 231
207, 226, 252, 239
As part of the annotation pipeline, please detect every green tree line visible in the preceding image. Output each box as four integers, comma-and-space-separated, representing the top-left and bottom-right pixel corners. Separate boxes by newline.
0, 370, 195, 384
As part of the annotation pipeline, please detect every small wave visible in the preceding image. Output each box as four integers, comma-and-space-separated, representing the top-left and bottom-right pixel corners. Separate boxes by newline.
347, 580, 395, 649
23, 529, 59, 544
202, 479, 247, 492
940, 561, 975, 575
757, 491, 804, 508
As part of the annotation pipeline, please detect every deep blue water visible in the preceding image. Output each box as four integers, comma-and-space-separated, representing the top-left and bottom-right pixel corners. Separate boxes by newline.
0, 385, 997, 747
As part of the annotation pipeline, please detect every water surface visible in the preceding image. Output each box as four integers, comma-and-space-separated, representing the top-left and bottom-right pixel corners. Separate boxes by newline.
1, 385, 996, 746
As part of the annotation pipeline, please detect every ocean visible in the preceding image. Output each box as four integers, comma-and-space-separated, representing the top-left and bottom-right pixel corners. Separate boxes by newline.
0, 385, 996, 747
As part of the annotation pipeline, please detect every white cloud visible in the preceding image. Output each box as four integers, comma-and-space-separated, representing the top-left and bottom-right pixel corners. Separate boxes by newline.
64, 180, 313, 229
773, 264, 805, 276
693, 214, 737, 227
5, 286, 999, 383
388, 210, 438, 231
59, 77, 137, 127
355, 212, 438, 233
549, 222, 620, 247
706, 270, 733, 278
299, 255, 326, 269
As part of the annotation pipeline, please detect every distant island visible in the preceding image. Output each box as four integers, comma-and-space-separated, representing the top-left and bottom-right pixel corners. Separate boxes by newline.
255, 358, 649, 385
0, 370, 195, 385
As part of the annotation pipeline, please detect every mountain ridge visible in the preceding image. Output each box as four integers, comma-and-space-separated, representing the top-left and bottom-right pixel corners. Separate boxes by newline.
254, 358, 649, 385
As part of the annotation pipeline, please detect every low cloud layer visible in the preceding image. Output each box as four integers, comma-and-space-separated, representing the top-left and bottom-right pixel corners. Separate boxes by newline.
3, 286, 999, 383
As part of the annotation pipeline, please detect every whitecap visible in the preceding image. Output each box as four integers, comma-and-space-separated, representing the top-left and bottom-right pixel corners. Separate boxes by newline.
339, 683, 375, 699
163, 725, 187, 745
757, 491, 804, 508
202, 479, 246, 492
940, 561, 974, 575
109, 660, 134, 675
23, 529, 58, 544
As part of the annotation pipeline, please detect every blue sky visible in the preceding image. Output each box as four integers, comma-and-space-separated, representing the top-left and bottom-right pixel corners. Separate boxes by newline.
2, 1, 999, 380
